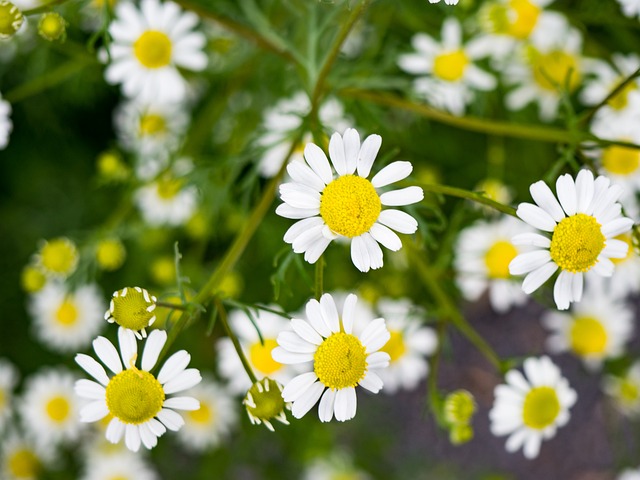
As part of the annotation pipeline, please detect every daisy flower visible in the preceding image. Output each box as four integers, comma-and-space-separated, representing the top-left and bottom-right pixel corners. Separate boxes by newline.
397, 18, 496, 116
105, 286, 158, 339
0, 92, 11, 149
489, 356, 577, 459
176, 377, 237, 452
80, 452, 159, 480
455, 216, 531, 313
243, 377, 290, 431
272, 293, 391, 422
588, 232, 640, 298
256, 92, 351, 178
428, 0, 458, 4
508, 169, 634, 310
302, 452, 372, 480
34, 237, 78, 279
603, 361, 640, 418
19, 368, 84, 448
542, 289, 634, 369
134, 173, 198, 226
103, 0, 207, 104
617, 0, 640, 18
0, 430, 54, 480
375, 298, 437, 394
217, 307, 295, 394
504, 18, 584, 121
74, 328, 201, 452
0, 359, 18, 433
29, 283, 105, 353
276, 128, 423, 273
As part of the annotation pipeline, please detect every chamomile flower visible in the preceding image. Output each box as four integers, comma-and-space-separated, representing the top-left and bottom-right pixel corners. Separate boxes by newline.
0, 431, 54, 480
34, 237, 78, 279
302, 452, 372, 480
135, 173, 198, 226
217, 308, 295, 394
103, 0, 207, 104
80, 452, 159, 480
105, 286, 158, 339
272, 293, 391, 422
588, 232, 640, 298
0, 92, 11, 149
95, 238, 126, 271
617, 0, 640, 18
176, 378, 237, 452
508, 169, 634, 310
428, 0, 458, 4
455, 217, 531, 313
505, 19, 584, 121
19, 368, 84, 447
29, 283, 105, 353
276, 128, 423, 273
256, 92, 351, 178
542, 290, 634, 369
0, 359, 18, 433
602, 361, 640, 417
375, 298, 437, 394
397, 18, 496, 115
489, 356, 577, 459
74, 328, 201, 452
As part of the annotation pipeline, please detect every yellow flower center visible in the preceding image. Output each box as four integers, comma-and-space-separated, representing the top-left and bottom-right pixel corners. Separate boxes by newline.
0, 1, 24, 39
20, 265, 46, 293
602, 144, 640, 176
156, 177, 184, 200
139, 113, 167, 137
314, 332, 367, 390
45, 395, 70, 423
39, 238, 78, 276
96, 239, 126, 271
7, 448, 40, 479
433, 50, 469, 82
570, 316, 608, 356
320, 175, 381, 238
0, 389, 5, 410
244, 378, 286, 422
56, 300, 78, 326
549, 214, 605, 273
188, 400, 214, 424
522, 386, 561, 429
134, 30, 172, 69
607, 81, 637, 110
612, 233, 634, 265
110, 287, 156, 331
38, 12, 65, 41
105, 368, 165, 424
619, 379, 640, 404
108, 476, 129, 480
380, 330, 406, 363
484, 240, 518, 279
507, 0, 541, 38
249, 339, 282, 375
532, 50, 581, 92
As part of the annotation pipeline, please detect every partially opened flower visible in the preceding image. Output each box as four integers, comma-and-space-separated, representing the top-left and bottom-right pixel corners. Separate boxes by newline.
272, 293, 390, 422
489, 356, 577, 459
509, 169, 634, 310
276, 128, 423, 273
74, 328, 201, 452
105, 286, 158, 339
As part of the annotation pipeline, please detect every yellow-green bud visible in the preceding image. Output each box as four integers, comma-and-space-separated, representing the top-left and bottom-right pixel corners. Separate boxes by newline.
243, 378, 290, 432
21, 265, 46, 293
443, 389, 476, 426
38, 12, 66, 42
97, 151, 129, 181
449, 423, 474, 445
106, 286, 158, 334
0, 2, 23, 39
96, 238, 126, 271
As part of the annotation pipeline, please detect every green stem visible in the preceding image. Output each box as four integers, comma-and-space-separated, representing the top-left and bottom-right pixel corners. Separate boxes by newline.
22, 0, 72, 15
427, 320, 447, 426
216, 297, 258, 384
156, 301, 188, 311
420, 183, 517, 217
579, 67, 640, 126
314, 255, 324, 300
408, 245, 503, 372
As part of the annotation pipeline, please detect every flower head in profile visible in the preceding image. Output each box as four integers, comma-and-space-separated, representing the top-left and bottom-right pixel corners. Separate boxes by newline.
103, 0, 207, 104
74, 328, 201, 451
509, 169, 634, 310
272, 293, 390, 422
276, 128, 423, 273
489, 356, 577, 459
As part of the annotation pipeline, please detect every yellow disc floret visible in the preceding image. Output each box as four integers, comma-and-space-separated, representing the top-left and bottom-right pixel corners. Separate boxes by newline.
532, 50, 581, 92
314, 332, 367, 390
522, 386, 561, 429
139, 113, 167, 137
56, 300, 78, 327
550, 214, 605, 273
188, 400, 213, 424
96, 238, 126, 271
134, 30, 172, 69
0, 1, 23, 40
484, 240, 518, 279
108, 287, 157, 331
249, 339, 282, 375
602, 144, 640, 176
20, 265, 46, 293
38, 237, 78, 277
45, 395, 70, 423
38, 12, 66, 41
570, 316, 608, 356
7, 448, 40, 479
433, 50, 469, 82
380, 330, 406, 363
243, 378, 287, 428
105, 368, 165, 424
507, 0, 541, 39
156, 177, 184, 200
608, 81, 637, 111
320, 175, 381, 238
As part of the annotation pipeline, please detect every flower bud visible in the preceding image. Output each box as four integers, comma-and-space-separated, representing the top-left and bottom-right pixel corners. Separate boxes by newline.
0, 1, 23, 39
38, 12, 66, 42
243, 378, 290, 431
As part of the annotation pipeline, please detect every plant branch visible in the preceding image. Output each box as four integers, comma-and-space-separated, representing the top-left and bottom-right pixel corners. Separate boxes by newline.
215, 297, 258, 384
419, 183, 517, 217
579, 67, 640, 126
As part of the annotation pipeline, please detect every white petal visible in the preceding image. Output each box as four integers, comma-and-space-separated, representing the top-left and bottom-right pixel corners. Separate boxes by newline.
118, 327, 138, 369
282, 372, 319, 402
93, 337, 123, 375
556, 174, 577, 216
291, 318, 323, 345
75, 354, 110, 386
377, 209, 418, 234
601, 217, 634, 238
157, 350, 190, 384
357, 134, 382, 178
163, 368, 201, 394
360, 318, 390, 353
371, 161, 413, 188
275, 204, 319, 220
157, 408, 185, 431
344, 128, 361, 175
523, 433, 542, 459
138, 422, 158, 450
328, 131, 347, 176
380, 186, 424, 206
292, 225, 324, 254
530, 181, 565, 222
522, 262, 558, 294
74, 379, 106, 400
277, 331, 317, 353
601, 238, 629, 258
147, 418, 166, 437
553, 270, 573, 310
304, 143, 333, 184
80, 400, 109, 422
592, 257, 614, 276
304, 236, 332, 264
351, 235, 371, 272
320, 293, 340, 333
363, 232, 384, 270
359, 371, 383, 393
271, 346, 314, 364
280, 183, 321, 209
106, 418, 125, 443
516, 203, 557, 232
341, 294, 357, 335
291, 381, 324, 419
509, 250, 552, 276
318, 388, 336, 422
306, 299, 332, 337
511, 233, 551, 248
287, 161, 326, 191
571, 271, 583, 303
575, 169, 594, 214
283, 217, 324, 244
370, 223, 402, 251
163, 396, 200, 411
334, 387, 357, 422
141, 329, 167, 372
366, 351, 390, 369
125, 424, 141, 452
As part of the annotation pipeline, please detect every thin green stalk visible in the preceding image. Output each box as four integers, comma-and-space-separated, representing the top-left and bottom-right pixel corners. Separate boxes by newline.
314, 255, 324, 300
216, 297, 258, 384
426, 320, 447, 425
420, 183, 517, 217
408, 245, 503, 372
156, 301, 188, 311
580, 67, 640, 126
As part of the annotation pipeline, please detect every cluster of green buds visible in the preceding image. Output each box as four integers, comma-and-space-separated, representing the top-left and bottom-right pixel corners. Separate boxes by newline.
443, 389, 477, 445
243, 378, 290, 432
